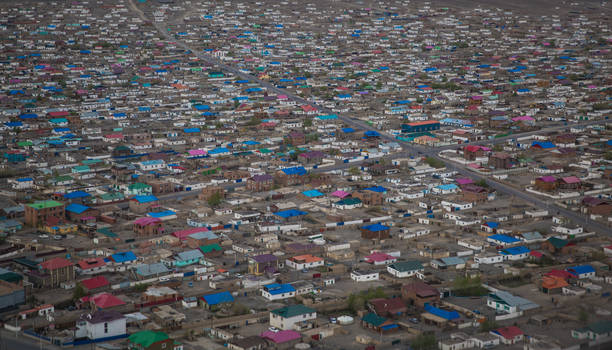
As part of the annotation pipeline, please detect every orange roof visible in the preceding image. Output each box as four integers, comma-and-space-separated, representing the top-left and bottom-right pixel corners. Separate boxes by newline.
290, 254, 323, 263
541, 275, 569, 289
406, 120, 439, 126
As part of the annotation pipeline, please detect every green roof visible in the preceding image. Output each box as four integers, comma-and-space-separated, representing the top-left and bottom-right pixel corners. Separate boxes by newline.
129, 330, 169, 348
271, 304, 315, 318
389, 261, 424, 272
199, 243, 222, 254
337, 197, 362, 205
586, 320, 612, 335
361, 312, 387, 327
129, 182, 151, 190
17, 141, 33, 147
27, 200, 63, 210
547, 237, 568, 249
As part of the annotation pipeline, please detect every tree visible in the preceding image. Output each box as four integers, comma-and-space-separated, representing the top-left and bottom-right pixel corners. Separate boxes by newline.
303, 118, 312, 127
475, 179, 489, 188
349, 167, 360, 176
578, 308, 589, 324
411, 333, 436, 350
72, 284, 86, 301
480, 319, 498, 332
207, 192, 223, 207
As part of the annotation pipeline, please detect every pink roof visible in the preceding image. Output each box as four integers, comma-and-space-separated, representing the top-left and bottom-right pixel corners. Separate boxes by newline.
537, 176, 556, 183
365, 252, 396, 263
529, 251, 543, 258
41, 257, 73, 270
188, 149, 207, 156
512, 116, 535, 122
173, 227, 209, 240
133, 217, 162, 225
331, 190, 350, 198
261, 330, 301, 343
456, 178, 474, 185
561, 176, 580, 184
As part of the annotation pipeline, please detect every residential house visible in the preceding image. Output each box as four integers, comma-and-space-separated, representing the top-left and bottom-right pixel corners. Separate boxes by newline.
24, 200, 65, 227
75, 310, 126, 341
270, 304, 316, 330
128, 330, 182, 350
261, 283, 296, 301
387, 261, 424, 278
27, 257, 75, 288
402, 281, 440, 308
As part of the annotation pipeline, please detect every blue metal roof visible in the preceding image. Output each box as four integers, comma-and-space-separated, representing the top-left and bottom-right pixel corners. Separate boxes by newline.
132, 195, 158, 204
264, 283, 295, 295
567, 265, 595, 276
488, 234, 519, 244
424, 303, 459, 320
65, 203, 90, 214
361, 223, 389, 232
302, 190, 323, 198
202, 291, 234, 305
364, 186, 387, 193
111, 251, 137, 263
64, 190, 91, 199
501, 246, 530, 255
275, 209, 308, 218
281, 166, 306, 176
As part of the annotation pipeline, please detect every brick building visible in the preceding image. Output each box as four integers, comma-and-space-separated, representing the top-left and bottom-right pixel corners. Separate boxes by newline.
25, 200, 65, 227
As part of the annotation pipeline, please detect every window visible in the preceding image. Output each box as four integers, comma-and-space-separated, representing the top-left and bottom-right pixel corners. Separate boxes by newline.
104, 322, 108, 333
161, 343, 166, 349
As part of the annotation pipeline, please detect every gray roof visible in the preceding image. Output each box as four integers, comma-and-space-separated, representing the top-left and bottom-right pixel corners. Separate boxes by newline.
177, 249, 204, 261
135, 263, 169, 276
490, 290, 539, 311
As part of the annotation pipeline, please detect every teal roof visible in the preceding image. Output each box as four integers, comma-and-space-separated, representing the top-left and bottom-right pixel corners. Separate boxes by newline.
271, 304, 315, 318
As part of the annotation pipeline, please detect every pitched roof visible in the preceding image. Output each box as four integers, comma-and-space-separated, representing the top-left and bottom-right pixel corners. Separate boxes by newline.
389, 261, 424, 272
202, 291, 234, 305
90, 293, 125, 309
80, 276, 109, 290
260, 330, 301, 343
40, 257, 73, 270
402, 281, 439, 298
494, 326, 524, 339
271, 304, 315, 318
129, 330, 169, 347
361, 312, 388, 327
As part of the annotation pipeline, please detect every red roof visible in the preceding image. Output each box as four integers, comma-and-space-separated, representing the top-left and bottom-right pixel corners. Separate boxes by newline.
40, 257, 73, 270
545, 269, 575, 280
90, 293, 125, 309
495, 326, 524, 339
77, 257, 106, 270
48, 111, 69, 117
80, 276, 109, 290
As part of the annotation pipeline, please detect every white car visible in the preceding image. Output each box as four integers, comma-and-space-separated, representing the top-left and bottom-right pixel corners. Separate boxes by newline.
268, 327, 280, 333
39, 234, 49, 239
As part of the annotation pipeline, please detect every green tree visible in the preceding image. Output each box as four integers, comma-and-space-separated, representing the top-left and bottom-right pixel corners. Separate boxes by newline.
480, 319, 498, 332
349, 167, 360, 176
578, 308, 589, 324
411, 333, 436, 350
72, 284, 86, 300
303, 118, 312, 127
207, 192, 223, 207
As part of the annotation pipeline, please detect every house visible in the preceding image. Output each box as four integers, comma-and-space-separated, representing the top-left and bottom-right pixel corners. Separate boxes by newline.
135, 263, 170, 279
129, 195, 160, 214
24, 200, 65, 227
261, 283, 296, 301
402, 281, 439, 308
171, 249, 203, 267
535, 176, 557, 192
260, 330, 302, 349
285, 255, 324, 270
500, 246, 530, 260
360, 223, 390, 240
228, 336, 268, 350
80, 276, 110, 293
487, 234, 520, 247
27, 257, 75, 288
350, 270, 379, 282
128, 330, 182, 350
77, 258, 107, 275
275, 166, 307, 186
199, 243, 223, 258
332, 197, 363, 210
133, 217, 165, 236
248, 254, 280, 275
360, 312, 399, 333
566, 265, 596, 279
65, 203, 99, 222
541, 237, 575, 255
541, 275, 569, 294
572, 320, 612, 342
364, 252, 396, 265
86, 292, 126, 311
75, 310, 126, 341
487, 290, 539, 314
368, 298, 407, 317
247, 174, 274, 192
142, 286, 180, 305
387, 261, 424, 278
401, 120, 440, 133
581, 196, 612, 216
491, 326, 524, 345
270, 304, 316, 330
353, 190, 383, 206
200, 291, 235, 310
488, 152, 514, 169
